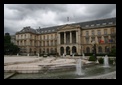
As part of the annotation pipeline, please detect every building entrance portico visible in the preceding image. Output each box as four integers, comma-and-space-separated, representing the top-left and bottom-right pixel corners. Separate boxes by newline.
57, 24, 81, 56
59, 46, 77, 56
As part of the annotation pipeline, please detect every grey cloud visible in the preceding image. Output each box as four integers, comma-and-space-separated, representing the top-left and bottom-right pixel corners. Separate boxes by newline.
4, 4, 116, 35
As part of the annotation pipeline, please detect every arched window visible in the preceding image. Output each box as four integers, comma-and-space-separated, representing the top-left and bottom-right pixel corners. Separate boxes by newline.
30, 48, 32, 53
60, 47, 64, 55
86, 47, 90, 53
105, 46, 109, 53
72, 46, 77, 54
98, 46, 102, 53
66, 46, 70, 55
47, 48, 49, 53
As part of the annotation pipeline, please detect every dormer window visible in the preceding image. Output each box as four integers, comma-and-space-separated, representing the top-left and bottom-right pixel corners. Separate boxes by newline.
102, 23, 106, 25
96, 24, 100, 26
91, 24, 94, 26
109, 22, 113, 24
85, 25, 89, 27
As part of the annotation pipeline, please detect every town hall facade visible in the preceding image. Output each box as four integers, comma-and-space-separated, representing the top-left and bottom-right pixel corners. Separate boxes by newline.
15, 17, 116, 56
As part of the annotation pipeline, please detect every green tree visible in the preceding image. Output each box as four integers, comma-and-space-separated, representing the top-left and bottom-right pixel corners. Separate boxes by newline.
110, 47, 116, 56
4, 33, 20, 55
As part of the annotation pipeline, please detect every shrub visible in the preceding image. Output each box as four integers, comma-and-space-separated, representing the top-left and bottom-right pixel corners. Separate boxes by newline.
114, 58, 116, 63
98, 58, 104, 64
109, 58, 113, 64
88, 55, 97, 61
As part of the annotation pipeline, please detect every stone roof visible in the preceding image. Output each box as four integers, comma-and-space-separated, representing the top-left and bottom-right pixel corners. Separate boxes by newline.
16, 17, 116, 34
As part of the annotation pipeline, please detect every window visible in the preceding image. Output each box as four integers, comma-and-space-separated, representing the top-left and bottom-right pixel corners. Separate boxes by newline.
91, 24, 94, 26
104, 29, 107, 34
102, 23, 106, 25
51, 35, 53, 39
85, 38, 89, 44
86, 47, 90, 53
96, 24, 100, 26
98, 46, 102, 53
47, 41, 49, 46
85, 25, 89, 27
43, 41, 45, 46
47, 35, 49, 39
105, 46, 110, 53
91, 37, 95, 42
97, 30, 101, 35
86, 31, 89, 36
25, 34, 26, 38
111, 28, 114, 34
109, 22, 113, 24
41, 31, 43, 33
111, 36, 116, 43
48, 30, 50, 32
44, 35, 45, 40
98, 37, 101, 43
92, 30, 95, 35
104, 37, 108, 43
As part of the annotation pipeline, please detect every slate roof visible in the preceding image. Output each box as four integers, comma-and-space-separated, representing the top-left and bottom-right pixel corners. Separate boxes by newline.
16, 17, 116, 34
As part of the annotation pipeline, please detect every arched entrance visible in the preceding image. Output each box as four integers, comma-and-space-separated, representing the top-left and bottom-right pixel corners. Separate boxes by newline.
66, 46, 70, 55
72, 46, 77, 54
60, 47, 64, 55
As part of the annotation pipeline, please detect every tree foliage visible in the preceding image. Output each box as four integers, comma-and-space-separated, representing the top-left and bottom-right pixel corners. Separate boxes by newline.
110, 47, 116, 56
4, 33, 20, 55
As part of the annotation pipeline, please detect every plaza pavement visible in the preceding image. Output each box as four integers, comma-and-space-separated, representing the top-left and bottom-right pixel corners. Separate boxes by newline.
4, 55, 116, 79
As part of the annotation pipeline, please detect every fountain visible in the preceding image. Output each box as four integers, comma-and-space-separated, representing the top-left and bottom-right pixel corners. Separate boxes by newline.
38, 53, 39, 57
63, 53, 65, 58
103, 55, 110, 67
5, 55, 116, 79
27, 54, 29, 56
72, 53, 74, 58
76, 58, 84, 76
82, 53, 85, 59
17, 53, 19, 56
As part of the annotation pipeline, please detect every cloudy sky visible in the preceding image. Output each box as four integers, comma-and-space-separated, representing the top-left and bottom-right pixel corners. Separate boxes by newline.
4, 4, 116, 35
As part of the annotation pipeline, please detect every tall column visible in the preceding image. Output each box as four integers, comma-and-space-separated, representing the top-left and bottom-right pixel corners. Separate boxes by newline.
70, 31, 72, 44
70, 47, 72, 55
76, 31, 78, 43
64, 32, 66, 44
58, 33, 60, 45
64, 47, 66, 55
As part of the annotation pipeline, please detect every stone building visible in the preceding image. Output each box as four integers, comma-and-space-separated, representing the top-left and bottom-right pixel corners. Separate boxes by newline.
10, 35, 16, 45
15, 17, 116, 56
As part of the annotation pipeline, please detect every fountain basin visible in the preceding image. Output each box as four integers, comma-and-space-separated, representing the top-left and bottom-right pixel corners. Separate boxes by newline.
5, 65, 116, 79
